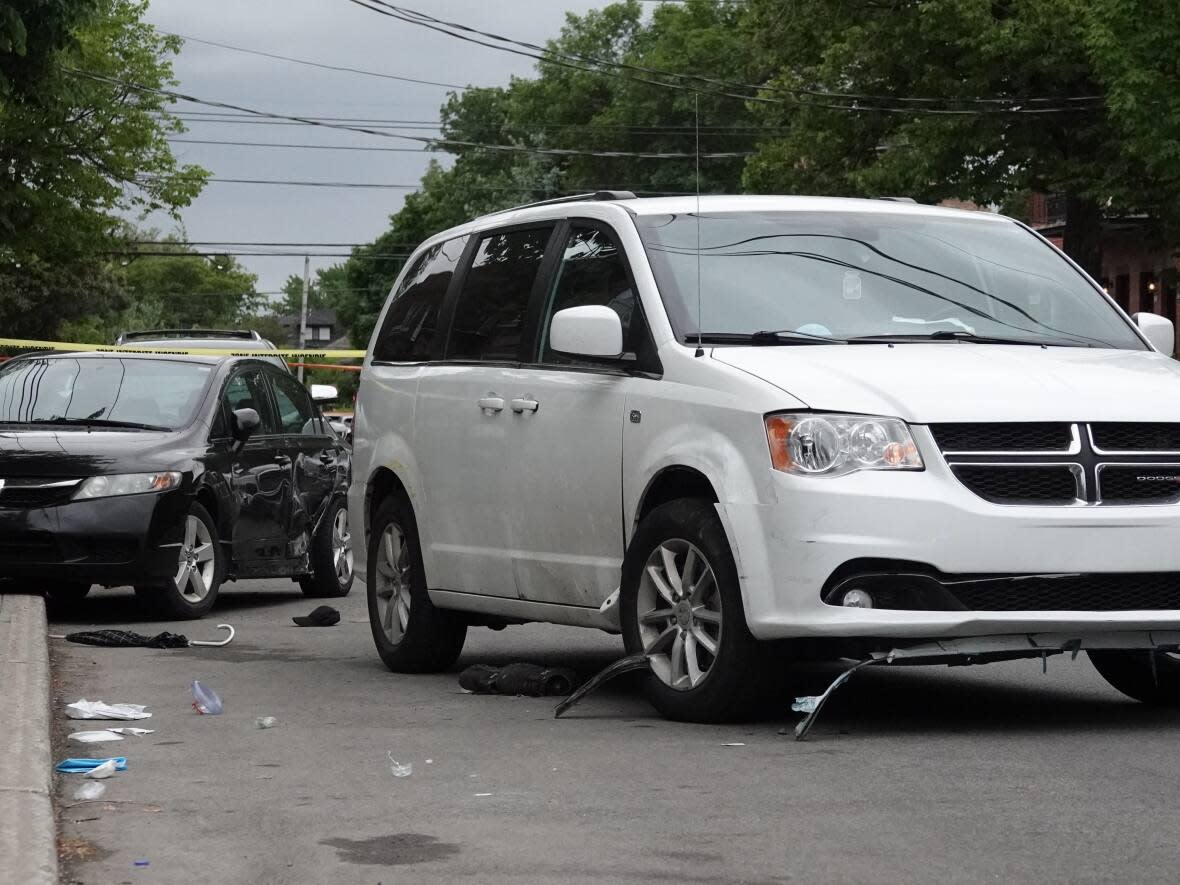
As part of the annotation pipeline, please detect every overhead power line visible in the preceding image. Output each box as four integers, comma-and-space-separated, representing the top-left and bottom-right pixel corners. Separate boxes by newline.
134, 173, 695, 195
68, 69, 753, 159
346, 0, 1103, 114
168, 137, 431, 154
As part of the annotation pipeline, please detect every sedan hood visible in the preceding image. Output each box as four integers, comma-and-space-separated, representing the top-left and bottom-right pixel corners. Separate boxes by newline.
712, 344, 1180, 423
0, 428, 188, 478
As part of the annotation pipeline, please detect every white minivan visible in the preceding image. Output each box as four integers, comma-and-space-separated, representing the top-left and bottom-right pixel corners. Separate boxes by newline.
350, 193, 1180, 722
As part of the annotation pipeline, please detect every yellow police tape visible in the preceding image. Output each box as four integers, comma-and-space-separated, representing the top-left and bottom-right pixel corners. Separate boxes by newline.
0, 337, 365, 360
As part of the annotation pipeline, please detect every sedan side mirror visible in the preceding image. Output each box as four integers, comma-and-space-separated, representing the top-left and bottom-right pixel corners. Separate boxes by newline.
232, 407, 261, 442
549, 306, 623, 359
309, 384, 338, 404
1135, 312, 1175, 357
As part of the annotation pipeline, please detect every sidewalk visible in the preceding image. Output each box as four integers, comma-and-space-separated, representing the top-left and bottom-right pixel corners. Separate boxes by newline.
0, 593, 58, 885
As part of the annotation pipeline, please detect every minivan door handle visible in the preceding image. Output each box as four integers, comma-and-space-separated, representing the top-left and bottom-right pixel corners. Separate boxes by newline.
510, 398, 539, 414
477, 396, 505, 413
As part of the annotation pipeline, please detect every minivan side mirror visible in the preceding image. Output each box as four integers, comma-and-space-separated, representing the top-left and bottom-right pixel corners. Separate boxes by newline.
549, 306, 624, 359
309, 384, 338, 404
1135, 312, 1175, 357
231, 407, 261, 443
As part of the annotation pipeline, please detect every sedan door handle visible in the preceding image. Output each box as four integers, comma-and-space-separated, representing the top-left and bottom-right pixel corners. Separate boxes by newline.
510, 398, 539, 414
477, 396, 505, 413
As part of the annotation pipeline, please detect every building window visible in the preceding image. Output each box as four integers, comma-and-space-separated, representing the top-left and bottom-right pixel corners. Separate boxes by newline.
314, 326, 331, 341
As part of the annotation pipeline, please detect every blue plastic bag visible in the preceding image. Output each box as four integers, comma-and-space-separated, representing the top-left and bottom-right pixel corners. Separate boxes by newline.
55, 757, 128, 774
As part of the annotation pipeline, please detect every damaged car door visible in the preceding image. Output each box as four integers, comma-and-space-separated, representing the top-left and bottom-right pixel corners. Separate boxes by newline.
264, 368, 339, 560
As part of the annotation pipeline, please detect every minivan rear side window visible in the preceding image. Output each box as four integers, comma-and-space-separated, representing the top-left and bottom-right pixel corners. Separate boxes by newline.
373, 236, 469, 362
446, 226, 553, 362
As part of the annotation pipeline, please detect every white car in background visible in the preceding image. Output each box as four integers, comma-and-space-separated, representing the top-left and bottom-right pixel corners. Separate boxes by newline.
349, 192, 1180, 722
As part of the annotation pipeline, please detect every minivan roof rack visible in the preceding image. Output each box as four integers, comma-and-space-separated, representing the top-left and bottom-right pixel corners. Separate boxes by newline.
486, 190, 638, 217
116, 329, 263, 344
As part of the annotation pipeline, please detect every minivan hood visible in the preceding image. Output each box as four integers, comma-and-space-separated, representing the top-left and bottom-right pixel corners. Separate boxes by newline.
0, 428, 188, 478
713, 344, 1180, 423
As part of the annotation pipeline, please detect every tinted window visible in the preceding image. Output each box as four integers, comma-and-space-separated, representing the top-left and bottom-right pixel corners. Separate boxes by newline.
269, 372, 319, 436
224, 369, 278, 435
373, 236, 468, 362
447, 227, 552, 362
541, 227, 644, 364
0, 357, 211, 430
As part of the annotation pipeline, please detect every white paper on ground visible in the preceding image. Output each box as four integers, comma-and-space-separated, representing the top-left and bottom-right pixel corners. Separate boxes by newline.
65, 699, 151, 720
108, 727, 154, 736
73, 782, 107, 800
85, 759, 118, 779
68, 730, 125, 743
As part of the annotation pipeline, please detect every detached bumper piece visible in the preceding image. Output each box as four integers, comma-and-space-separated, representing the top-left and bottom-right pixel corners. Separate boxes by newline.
792, 630, 1180, 741
824, 570, 1180, 611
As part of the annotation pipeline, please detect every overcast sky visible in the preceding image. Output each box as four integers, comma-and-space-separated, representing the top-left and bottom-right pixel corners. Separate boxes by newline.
142, 0, 619, 296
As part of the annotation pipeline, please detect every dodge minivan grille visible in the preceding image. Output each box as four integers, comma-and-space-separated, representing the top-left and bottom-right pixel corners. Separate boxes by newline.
949, 573, 1180, 611
932, 423, 1180, 506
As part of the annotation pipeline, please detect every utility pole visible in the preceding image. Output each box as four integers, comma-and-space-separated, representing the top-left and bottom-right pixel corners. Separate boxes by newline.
298, 254, 310, 382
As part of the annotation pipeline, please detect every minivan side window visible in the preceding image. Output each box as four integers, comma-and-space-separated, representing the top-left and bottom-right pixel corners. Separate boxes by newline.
373, 235, 469, 362
540, 226, 647, 365
446, 226, 552, 362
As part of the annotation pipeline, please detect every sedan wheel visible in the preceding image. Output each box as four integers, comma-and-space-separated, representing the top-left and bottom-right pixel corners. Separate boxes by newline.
175, 514, 217, 605
375, 521, 412, 644
299, 497, 354, 598
636, 539, 722, 691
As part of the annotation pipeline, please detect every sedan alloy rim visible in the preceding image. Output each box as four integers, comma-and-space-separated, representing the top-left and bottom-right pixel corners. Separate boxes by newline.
332, 507, 354, 584
175, 514, 216, 604
375, 522, 411, 644
635, 539, 723, 691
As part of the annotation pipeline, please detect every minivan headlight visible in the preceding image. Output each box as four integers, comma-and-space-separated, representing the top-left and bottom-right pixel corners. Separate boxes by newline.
74, 472, 182, 500
765, 413, 923, 477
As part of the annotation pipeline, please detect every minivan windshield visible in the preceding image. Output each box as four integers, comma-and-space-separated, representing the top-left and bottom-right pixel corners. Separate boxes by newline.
0, 357, 212, 430
636, 211, 1145, 349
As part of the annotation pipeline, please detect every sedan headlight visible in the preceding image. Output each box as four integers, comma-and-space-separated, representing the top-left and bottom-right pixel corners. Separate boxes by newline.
74, 472, 182, 500
765, 413, 923, 477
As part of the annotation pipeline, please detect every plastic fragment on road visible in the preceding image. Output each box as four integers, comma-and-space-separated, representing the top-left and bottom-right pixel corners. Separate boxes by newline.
553, 652, 650, 719
791, 658, 880, 742
720, 742, 746, 747
134, 859, 150, 867
459, 662, 579, 697
387, 752, 412, 777
791, 697, 820, 715
85, 759, 119, 779
108, 727, 153, 736
474, 793, 492, 797
73, 781, 107, 800
55, 757, 128, 775
65, 700, 151, 721
68, 730, 124, 743
190, 681, 223, 715
255, 716, 278, 729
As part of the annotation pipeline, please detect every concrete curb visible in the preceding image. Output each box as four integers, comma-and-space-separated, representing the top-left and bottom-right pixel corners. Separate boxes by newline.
0, 593, 58, 885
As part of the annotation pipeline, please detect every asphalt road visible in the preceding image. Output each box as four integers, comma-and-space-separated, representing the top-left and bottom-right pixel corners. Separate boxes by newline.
48, 579, 1180, 884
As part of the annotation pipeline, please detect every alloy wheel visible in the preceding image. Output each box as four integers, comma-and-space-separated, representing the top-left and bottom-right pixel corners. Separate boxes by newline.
635, 539, 723, 691
175, 514, 216, 604
332, 507, 354, 585
375, 521, 412, 643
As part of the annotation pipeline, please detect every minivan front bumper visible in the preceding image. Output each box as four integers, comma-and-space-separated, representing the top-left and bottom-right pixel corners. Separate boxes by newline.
725, 456, 1180, 641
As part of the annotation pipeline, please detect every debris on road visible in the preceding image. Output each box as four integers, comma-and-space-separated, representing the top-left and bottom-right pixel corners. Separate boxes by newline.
68, 730, 124, 743
66, 699, 151, 720
55, 757, 128, 775
721, 742, 746, 747
109, 727, 153, 736
387, 752, 412, 777
459, 662, 579, 697
553, 652, 650, 718
791, 659, 879, 741
50, 623, 235, 648
72, 782, 107, 801
255, 716, 278, 729
190, 680, 223, 715
292, 605, 340, 627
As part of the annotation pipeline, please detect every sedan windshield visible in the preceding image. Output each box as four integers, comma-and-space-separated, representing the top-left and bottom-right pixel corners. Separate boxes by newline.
0, 357, 212, 430
636, 210, 1145, 349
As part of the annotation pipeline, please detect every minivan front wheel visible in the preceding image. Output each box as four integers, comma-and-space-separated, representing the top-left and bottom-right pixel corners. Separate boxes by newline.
1089, 649, 1180, 706
620, 498, 764, 723
367, 494, 466, 673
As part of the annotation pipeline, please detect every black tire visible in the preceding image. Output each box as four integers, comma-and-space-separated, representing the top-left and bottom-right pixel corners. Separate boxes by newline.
1089, 649, 1180, 706
299, 497, 355, 598
134, 501, 223, 620
367, 493, 466, 673
43, 582, 91, 617
620, 497, 766, 723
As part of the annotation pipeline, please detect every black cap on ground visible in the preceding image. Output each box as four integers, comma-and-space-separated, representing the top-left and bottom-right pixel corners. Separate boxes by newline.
292, 605, 340, 627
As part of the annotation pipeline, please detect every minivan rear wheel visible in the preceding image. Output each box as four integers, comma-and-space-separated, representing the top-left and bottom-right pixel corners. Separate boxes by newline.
620, 498, 765, 723
1089, 649, 1180, 706
367, 494, 466, 673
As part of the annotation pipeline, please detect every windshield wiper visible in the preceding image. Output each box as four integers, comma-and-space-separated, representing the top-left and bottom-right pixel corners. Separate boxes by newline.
846, 330, 1090, 347
691, 330, 846, 346
22, 417, 170, 431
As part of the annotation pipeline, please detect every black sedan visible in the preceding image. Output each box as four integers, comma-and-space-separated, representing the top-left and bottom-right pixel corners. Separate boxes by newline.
0, 352, 352, 618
